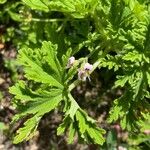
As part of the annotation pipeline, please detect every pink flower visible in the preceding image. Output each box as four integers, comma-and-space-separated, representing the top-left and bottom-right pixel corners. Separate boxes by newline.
84, 63, 93, 72
78, 63, 93, 81
66, 56, 75, 68
78, 70, 86, 81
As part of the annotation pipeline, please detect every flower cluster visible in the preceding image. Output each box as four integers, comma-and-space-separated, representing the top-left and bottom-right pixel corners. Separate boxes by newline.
66, 57, 93, 81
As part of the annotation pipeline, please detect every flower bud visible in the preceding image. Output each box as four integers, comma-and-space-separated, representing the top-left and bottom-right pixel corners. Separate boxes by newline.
66, 56, 75, 68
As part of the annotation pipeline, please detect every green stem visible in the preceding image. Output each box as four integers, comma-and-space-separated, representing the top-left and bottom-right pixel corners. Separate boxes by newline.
28, 18, 69, 22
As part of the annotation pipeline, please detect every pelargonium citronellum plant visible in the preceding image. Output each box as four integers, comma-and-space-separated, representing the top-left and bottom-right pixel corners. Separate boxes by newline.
10, 0, 150, 145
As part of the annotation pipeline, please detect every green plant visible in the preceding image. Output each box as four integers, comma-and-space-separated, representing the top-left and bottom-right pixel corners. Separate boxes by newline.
10, 0, 150, 146
10, 41, 105, 144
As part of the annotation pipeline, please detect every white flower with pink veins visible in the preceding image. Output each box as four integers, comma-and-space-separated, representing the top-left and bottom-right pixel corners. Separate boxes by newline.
78, 63, 93, 81
84, 63, 93, 72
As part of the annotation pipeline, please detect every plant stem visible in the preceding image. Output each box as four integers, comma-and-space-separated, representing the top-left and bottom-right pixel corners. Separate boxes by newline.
30, 18, 68, 22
